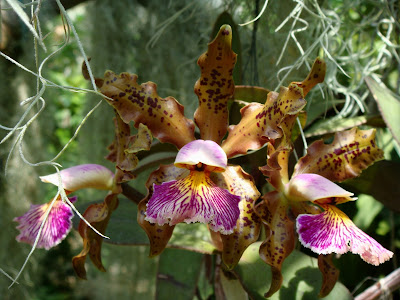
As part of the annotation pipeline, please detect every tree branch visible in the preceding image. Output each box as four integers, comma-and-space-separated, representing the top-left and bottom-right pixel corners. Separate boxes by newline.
355, 268, 400, 300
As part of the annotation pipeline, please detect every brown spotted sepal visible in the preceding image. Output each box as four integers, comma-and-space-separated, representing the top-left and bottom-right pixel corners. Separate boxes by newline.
107, 115, 152, 184
210, 166, 261, 269
99, 72, 195, 149
318, 254, 340, 297
137, 164, 188, 257
256, 191, 295, 298
259, 114, 301, 189
222, 84, 306, 158
194, 24, 237, 143
72, 193, 119, 279
293, 127, 384, 182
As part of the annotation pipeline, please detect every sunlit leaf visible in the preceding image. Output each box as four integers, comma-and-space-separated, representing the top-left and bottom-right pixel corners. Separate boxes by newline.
156, 249, 204, 300
365, 76, 400, 148
99, 71, 195, 149
211, 166, 261, 269
194, 24, 237, 143
342, 160, 400, 213
293, 127, 384, 182
72, 193, 119, 279
305, 115, 374, 138
234, 243, 352, 300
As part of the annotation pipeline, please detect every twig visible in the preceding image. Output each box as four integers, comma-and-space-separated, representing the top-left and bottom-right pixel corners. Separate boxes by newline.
355, 268, 400, 300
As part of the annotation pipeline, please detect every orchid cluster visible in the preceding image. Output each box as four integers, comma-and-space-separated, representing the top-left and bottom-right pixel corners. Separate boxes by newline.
13, 25, 392, 297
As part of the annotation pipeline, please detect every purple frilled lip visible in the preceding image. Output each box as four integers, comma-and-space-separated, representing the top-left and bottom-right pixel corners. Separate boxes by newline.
145, 140, 240, 234
40, 164, 114, 192
14, 196, 77, 250
285, 173, 393, 265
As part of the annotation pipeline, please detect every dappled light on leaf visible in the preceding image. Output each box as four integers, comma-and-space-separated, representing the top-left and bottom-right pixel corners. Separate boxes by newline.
194, 24, 236, 143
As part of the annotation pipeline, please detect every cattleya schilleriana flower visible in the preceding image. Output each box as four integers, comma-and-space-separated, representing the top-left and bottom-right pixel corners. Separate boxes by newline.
14, 164, 114, 249
12, 22, 393, 298
259, 122, 393, 297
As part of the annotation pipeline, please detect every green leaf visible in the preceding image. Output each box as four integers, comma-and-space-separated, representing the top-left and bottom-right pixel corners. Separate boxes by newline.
103, 198, 217, 254
365, 76, 400, 148
342, 160, 400, 213
156, 249, 204, 300
234, 242, 352, 300
353, 194, 383, 230
305, 115, 370, 138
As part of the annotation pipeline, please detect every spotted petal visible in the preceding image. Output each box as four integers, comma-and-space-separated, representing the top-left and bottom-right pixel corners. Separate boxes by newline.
145, 170, 240, 234
40, 164, 114, 192
14, 196, 77, 250
297, 205, 393, 265
285, 173, 355, 204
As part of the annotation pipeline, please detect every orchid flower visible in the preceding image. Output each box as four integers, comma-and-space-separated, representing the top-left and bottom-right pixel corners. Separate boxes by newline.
259, 125, 393, 297
145, 139, 241, 234
96, 25, 327, 267
285, 173, 393, 266
14, 164, 114, 249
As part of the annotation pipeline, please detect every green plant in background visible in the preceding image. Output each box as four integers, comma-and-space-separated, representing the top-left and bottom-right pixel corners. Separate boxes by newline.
1, 1, 400, 299
9, 22, 394, 299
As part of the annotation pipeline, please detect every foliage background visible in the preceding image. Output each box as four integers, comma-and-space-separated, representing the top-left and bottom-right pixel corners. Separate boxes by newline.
0, 0, 399, 299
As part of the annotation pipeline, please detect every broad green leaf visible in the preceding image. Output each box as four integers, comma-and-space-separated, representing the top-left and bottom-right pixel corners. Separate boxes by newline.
217, 268, 248, 300
102, 197, 217, 254
99, 71, 195, 149
194, 24, 237, 143
342, 160, 400, 213
293, 127, 384, 182
156, 249, 204, 300
234, 242, 352, 300
353, 194, 384, 230
365, 76, 400, 148
305, 115, 371, 138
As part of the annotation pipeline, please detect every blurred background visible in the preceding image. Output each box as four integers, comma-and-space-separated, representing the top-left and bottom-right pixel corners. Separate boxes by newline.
0, 0, 399, 299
